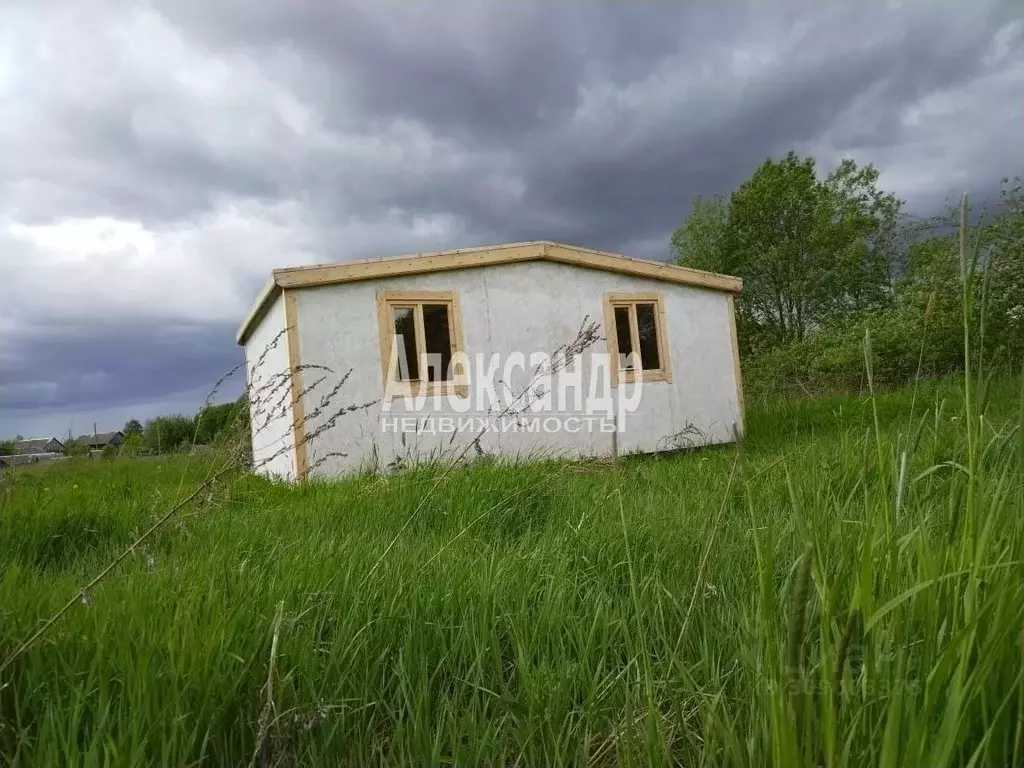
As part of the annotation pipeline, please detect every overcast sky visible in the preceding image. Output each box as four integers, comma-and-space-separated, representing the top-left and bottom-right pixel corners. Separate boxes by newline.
1, 0, 1021, 439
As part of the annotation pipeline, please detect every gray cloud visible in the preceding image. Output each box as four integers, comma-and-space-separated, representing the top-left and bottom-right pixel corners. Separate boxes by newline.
1, 0, 1021, 437
2, 322, 238, 411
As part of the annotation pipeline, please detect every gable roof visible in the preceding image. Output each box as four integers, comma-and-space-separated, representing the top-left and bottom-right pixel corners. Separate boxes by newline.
237, 240, 742, 345
12, 437, 64, 454
75, 431, 123, 447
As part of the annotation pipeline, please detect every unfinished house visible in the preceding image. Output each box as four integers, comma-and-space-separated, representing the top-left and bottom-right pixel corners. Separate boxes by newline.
237, 241, 744, 481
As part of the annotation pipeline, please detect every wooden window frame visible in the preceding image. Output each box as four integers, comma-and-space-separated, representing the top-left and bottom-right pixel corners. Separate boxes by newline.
602, 292, 672, 386
376, 290, 468, 397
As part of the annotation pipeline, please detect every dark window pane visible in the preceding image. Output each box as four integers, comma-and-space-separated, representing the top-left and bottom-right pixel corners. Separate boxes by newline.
614, 306, 634, 370
392, 306, 419, 380
422, 303, 453, 382
636, 303, 661, 371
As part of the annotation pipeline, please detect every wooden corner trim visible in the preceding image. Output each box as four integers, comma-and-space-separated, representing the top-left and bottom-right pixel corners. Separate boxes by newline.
236, 278, 280, 345
283, 290, 309, 481
602, 294, 620, 388
727, 294, 745, 432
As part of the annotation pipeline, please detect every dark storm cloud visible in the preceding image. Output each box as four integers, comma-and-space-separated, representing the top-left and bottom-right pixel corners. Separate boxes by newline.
524, 24, 1003, 251
5, 88, 284, 225
161, 0, 1019, 251
1, 322, 244, 413
1, 0, 1021, 435
152, 1, 744, 242
164, 1, 692, 135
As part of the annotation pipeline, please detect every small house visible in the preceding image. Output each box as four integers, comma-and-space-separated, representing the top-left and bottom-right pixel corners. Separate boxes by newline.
75, 431, 124, 450
237, 241, 744, 481
12, 437, 65, 455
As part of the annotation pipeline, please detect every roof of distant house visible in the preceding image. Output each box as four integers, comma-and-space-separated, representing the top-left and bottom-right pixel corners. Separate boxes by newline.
75, 431, 123, 447
12, 437, 64, 454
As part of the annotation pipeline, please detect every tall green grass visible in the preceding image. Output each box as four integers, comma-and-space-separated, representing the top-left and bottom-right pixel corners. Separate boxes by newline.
0, 374, 1020, 766
1, 201, 1022, 766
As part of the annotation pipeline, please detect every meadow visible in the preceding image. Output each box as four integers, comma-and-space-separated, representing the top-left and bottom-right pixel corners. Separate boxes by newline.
1, 371, 1022, 767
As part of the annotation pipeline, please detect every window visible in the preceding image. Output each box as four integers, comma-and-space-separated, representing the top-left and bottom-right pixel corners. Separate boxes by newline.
603, 292, 671, 385
376, 291, 466, 395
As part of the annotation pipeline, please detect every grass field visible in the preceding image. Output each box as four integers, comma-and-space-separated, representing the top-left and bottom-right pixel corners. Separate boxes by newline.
1, 374, 1022, 766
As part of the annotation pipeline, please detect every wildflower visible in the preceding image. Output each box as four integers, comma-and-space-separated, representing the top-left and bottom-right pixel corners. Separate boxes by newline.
79, 590, 92, 607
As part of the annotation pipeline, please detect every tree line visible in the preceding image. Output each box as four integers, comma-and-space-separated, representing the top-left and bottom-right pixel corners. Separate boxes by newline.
1, 398, 250, 460
118, 396, 250, 456
672, 152, 1024, 394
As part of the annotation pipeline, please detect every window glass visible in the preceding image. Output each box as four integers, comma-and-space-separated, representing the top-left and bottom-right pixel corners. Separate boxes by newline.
392, 306, 419, 380
613, 306, 634, 369
422, 304, 453, 382
636, 303, 660, 371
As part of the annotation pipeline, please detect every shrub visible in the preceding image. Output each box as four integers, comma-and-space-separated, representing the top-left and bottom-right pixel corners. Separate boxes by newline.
142, 415, 195, 454
120, 433, 142, 457
745, 301, 965, 397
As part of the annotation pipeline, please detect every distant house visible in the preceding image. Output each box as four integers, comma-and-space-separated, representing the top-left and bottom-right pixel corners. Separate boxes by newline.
75, 431, 124, 450
12, 437, 65, 455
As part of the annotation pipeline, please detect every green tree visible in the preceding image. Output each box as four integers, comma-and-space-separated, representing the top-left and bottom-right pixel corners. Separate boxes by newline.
669, 193, 729, 270
983, 177, 1024, 362
673, 152, 902, 351
142, 415, 195, 454
121, 432, 143, 457
123, 419, 143, 437
895, 235, 959, 306
193, 401, 247, 446
0, 440, 14, 456
64, 439, 88, 458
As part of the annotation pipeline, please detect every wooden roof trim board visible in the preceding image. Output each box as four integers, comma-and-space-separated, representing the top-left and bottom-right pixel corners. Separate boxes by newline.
236, 240, 742, 344
237, 276, 279, 348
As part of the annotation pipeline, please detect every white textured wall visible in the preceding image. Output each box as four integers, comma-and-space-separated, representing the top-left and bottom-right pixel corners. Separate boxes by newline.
293, 260, 742, 478
244, 293, 297, 480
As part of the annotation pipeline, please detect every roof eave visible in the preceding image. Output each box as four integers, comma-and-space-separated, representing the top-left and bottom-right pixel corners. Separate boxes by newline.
541, 243, 742, 293
273, 241, 549, 290
236, 277, 281, 346
235, 240, 742, 346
